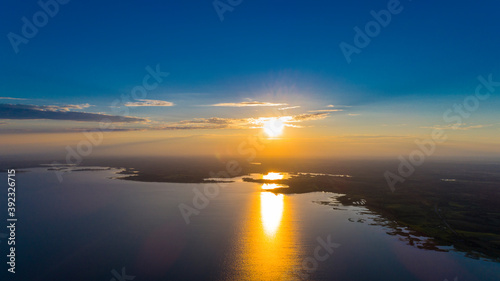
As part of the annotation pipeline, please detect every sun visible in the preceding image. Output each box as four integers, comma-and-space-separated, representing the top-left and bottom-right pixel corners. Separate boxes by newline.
262, 172, 284, 180
263, 118, 284, 138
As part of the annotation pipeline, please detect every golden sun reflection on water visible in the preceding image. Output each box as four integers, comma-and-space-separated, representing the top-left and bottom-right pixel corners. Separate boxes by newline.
260, 192, 284, 237
261, 183, 281, 190
227, 189, 300, 280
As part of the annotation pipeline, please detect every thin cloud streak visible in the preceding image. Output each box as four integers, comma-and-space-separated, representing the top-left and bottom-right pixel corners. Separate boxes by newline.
308, 109, 343, 113
209, 101, 287, 107
157, 112, 331, 130
0, 104, 146, 123
420, 124, 493, 131
0, 97, 28, 100
125, 99, 174, 107
278, 106, 301, 110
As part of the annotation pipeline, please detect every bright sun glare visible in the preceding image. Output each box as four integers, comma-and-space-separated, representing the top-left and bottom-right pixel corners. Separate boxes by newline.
261, 192, 284, 237
263, 118, 284, 138
262, 173, 285, 190
263, 172, 284, 180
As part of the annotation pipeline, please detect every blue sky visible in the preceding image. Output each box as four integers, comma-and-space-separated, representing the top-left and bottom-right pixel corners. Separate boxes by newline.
2, 0, 500, 101
1, 0, 499, 156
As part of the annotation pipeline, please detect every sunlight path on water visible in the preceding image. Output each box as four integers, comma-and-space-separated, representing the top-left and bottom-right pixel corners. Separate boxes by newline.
226, 187, 302, 280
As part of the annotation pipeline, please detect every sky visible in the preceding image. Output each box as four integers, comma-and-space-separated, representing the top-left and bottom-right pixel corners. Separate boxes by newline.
1, 0, 499, 160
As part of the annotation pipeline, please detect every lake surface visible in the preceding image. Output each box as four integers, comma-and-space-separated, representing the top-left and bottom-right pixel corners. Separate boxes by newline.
1, 167, 499, 281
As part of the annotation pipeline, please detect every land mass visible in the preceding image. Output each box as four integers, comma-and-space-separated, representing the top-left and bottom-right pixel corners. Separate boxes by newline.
244, 171, 500, 261
3, 156, 499, 261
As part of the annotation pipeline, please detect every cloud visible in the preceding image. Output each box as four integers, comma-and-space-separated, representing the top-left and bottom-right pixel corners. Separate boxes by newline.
157, 112, 331, 130
210, 101, 287, 107
308, 109, 343, 113
159, 117, 247, 130
0, 97, 28, 100
124, 99, 174, 107
0, 103, 146, 123
178, 117, 234, 125
289, 112, 330, 122
0, 127, 145, 134
0, 103, 92, 112
278, 105, 300, 111
158, 124, 229, 130
420, 124, 493, 131
348, 113, 360, 116
42, 103, 92, 111
327, 104, 351, 108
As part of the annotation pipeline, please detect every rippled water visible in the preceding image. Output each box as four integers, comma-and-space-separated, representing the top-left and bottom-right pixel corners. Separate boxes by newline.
1, 168, 498, 281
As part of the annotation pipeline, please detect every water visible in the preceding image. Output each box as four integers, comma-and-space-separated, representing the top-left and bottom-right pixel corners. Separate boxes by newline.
0, 168, 498, 281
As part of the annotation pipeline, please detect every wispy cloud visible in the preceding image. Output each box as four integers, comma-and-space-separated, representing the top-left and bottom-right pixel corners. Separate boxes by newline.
348, 113, 360, 116
124, 99, 174, 107
0, 104, 146, 123
178, 117, 233, 125
159, 117, 246, 130
158, 124, 229, 130
0, 97, 28, 100
326, 104, 351, 108
308, 109, 343, 113
420, 124, 493, 131
278, 105, 300, 111
157, 112, 331, 130
289, 112, 330, 122
42, 103, 92, 111
0, 127, 145, 134
0, 103, 91, 112
209, 100, 287, 107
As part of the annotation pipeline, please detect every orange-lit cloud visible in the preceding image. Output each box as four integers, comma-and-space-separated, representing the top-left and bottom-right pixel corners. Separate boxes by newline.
157, 112, 331, 130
